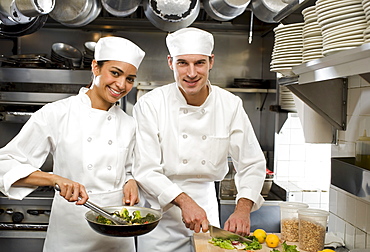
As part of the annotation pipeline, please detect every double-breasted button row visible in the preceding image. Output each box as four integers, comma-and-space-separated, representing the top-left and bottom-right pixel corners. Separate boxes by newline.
87, 164, 113, 171
182, 159, 207, 165
182, 108, 206, 114
181, 134, 207, 140
86, 137, 113, 145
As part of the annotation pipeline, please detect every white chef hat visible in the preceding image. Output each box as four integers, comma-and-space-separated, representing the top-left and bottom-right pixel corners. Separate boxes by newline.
94, 36, 145, 69
166, 27, 214, 57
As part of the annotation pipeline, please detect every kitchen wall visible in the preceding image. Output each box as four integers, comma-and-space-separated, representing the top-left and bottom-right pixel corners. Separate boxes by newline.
0, 26, 277, 151
329, 75, 370, 250
0, 27, 276, 86
274, 75, 370, 250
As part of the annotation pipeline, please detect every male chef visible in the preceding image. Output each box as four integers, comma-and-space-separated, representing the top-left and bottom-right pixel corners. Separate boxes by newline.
133, 27, 266, 252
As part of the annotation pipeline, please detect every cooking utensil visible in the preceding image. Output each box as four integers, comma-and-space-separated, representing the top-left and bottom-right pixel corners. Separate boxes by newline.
51, 42, 82, 68
143, 0, 200, 32
202, 0, 250, 22
85, 206, 162, 237
101, 0, 141, 17
250, 0, 288, 23
209, 225, 253, 243
49, 0, 101, 27
15, 0, 55, 17
54, 184, 127, 225
0, 14, 47, 37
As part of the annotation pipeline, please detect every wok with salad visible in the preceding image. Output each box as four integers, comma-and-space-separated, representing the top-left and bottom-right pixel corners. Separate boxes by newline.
85, 206, 162, 237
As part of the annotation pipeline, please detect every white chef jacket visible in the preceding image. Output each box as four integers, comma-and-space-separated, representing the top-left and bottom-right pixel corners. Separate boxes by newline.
133, 82, 266, 252
0, 88, 136, 252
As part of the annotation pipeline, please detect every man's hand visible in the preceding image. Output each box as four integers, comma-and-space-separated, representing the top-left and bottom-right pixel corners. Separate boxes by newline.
172, 193, 209, 233
223, 198, 253, 237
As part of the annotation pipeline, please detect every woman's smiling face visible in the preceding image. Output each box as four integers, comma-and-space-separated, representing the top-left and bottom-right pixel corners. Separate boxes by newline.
89, 60, 137, 110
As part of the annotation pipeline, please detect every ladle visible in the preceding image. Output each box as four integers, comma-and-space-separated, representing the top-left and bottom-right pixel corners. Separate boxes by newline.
54, 184, 127, 225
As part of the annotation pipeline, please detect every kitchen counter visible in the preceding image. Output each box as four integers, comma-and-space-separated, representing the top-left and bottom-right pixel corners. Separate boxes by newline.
193, 233, 302, 252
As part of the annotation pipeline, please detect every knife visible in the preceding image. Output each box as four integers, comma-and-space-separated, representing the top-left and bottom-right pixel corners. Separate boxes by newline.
209, 225, 253, 243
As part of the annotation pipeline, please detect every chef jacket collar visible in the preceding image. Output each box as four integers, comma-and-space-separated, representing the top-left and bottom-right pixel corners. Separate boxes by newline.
174, 80, 213, 107
78, 87, 117, 112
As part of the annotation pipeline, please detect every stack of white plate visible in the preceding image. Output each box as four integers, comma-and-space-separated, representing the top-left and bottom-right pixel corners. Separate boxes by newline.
270, 23, 304, 77
316, 0, 366, 56
302, 5, 323, 62
361, 0, 370, 42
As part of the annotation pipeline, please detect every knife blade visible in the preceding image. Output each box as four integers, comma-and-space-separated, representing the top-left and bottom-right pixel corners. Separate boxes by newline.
209, 225, 253, 243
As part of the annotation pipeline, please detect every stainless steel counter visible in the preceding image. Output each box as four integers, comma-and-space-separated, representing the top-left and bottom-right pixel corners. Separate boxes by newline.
331, 157, 370, 203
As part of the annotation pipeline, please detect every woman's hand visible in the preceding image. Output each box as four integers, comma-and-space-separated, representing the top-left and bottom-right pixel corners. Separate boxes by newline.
13, 171, 89, 205
54, 178, 89, 205
123, 179, 139, 206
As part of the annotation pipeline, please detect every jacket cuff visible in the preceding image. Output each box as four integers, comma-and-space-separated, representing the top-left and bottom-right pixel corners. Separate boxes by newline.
3, 166, 39, 200
236, 190, 265, 212
158, 183, 183, 209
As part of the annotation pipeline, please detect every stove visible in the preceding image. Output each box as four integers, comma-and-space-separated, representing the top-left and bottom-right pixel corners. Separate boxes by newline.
0, 186, 54, 229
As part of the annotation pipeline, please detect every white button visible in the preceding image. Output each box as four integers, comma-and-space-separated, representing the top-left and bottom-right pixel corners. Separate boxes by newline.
183, 134, 188, 139
202, 135, 207, 140
201, 160, 206, 165
108, 115, 112, 120
107, 166, 112, 170
87, 137, 92, 142
108, 140, 113, 145
201, 109, 205, 114
183, 159, 188, 164
183, 109, 188, 114
87, 164, 93, 170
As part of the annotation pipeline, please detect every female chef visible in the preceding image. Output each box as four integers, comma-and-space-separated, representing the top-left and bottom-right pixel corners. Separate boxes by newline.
0, 36, 145, 252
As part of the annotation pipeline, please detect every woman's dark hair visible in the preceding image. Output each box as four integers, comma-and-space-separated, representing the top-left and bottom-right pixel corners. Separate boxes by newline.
86, 60, 108, 88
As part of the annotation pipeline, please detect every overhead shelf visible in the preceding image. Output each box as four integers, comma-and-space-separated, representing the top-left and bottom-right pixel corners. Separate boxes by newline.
0, 68, 91, 84
292, 43, 370, 84
275, 44, 370, 131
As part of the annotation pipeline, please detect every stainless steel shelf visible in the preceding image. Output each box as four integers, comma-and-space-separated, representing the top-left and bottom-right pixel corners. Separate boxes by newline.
276, 44, 370, 132
0, 68, 91, 84
292, 43, 370, 84
224, 88, 276, 93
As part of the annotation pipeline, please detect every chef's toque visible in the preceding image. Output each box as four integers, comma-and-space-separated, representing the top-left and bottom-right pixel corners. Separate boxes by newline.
94, 36, 145, 69
166, 27, 214, 57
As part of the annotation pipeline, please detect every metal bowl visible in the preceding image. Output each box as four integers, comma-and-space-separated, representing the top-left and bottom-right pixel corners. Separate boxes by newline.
203, 0, 250, 22
250, 0, 288, 23
85, 206, 162, 237
15, 0, 55, 17
101, 0, 141, 17
143, 0, 200, 32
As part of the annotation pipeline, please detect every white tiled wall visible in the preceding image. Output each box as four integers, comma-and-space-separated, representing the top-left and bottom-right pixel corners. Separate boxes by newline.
329, 185, 370, 250
274, 75, 370, 249
274, 112, 331, 210
329, 76, 370, 250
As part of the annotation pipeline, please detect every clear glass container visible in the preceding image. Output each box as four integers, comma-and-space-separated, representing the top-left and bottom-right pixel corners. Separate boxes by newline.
279, 202, 309, 242
355, 130, 370, 170
298, 208, 329, 252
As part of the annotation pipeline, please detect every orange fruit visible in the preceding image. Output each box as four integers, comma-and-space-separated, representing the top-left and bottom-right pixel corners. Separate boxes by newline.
253, 229, 267, 244
265, 234, 280, 248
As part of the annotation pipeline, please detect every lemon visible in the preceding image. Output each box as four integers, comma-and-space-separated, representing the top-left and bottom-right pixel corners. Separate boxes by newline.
265, 233, 280, 248
319, 250, 336, 252
253, 229, 267, 244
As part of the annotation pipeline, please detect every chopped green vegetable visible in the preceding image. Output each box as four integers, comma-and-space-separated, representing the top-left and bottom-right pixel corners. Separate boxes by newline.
209, 235, 262, 250
209, 238, 235, 250
96, 208, 157, 225
270, 241, 299, 252
282, 241, 299, 252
